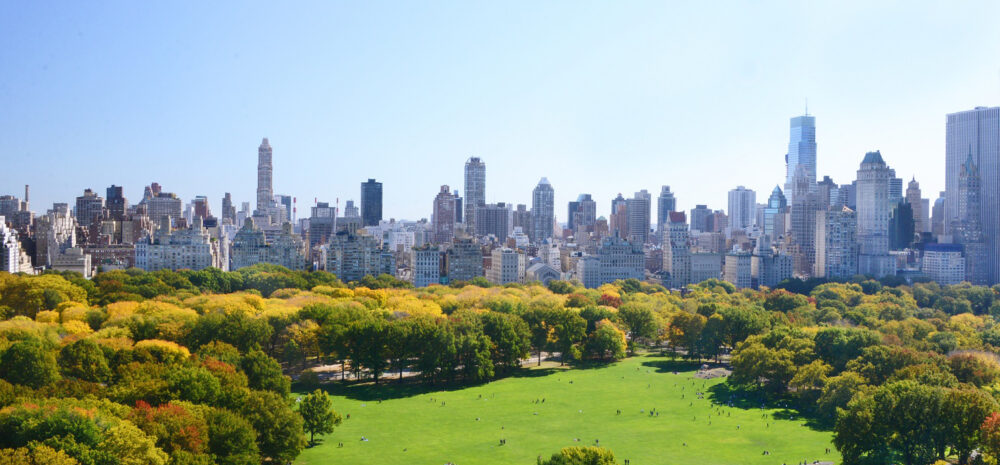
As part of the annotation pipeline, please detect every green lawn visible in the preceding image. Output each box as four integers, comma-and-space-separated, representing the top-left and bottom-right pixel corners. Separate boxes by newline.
293, 354, 839, 465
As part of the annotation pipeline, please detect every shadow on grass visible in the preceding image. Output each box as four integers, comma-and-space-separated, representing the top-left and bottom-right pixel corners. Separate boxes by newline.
640, 359, 703, 373
705, 382, 832, 431
301, 367, 563, 401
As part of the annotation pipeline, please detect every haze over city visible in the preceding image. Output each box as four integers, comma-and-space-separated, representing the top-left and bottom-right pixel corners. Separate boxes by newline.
3, 1, 999, 219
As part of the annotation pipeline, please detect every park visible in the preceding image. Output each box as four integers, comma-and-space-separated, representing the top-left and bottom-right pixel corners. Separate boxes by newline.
293, 353, 839, 465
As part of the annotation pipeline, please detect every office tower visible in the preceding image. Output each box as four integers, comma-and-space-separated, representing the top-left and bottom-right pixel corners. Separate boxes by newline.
727, 186, 756, 231
307, 202, 337, 248
569, 194, 597, 233
326, 230, 395, 282
105, 185, 127, 220
657, 186, 677, 231
627, 190, 651, 244
276, 195, 293, 223
531, 178, 554, 243
816, 176, 837, 210
751, 235, 793, 289
432, 185, 457, 244
689, 205, 711, 233
789, 166, 819, 277
0, 196, 20, 223
815, 206, 859, 279
724, 252, 753, 289
512, 204, 532, 239
946, 107, 1000, 282
889, 177, 903, 207
661, 211, 691, 289
487, 247, 525, 285
567, 199, 580, 231
476, 203, 512, 242
192, 196, 212, 220
409, 245, 441, 287
888, 201, 914, 250
922, 244, 967, 286
0, 217, 19, 272
343, 200, 360, 218
446, 237, 483, 282
464, 157, 486, 232
784, 114, 817, 204
763, 186, 787, 238
955, 152, 988, 284
75, 189, 105, 227
135, 217, 222, 271
255, 138, 275, 220
35, 203, 76, 266
453, 190, 463, 224
141, 183, 183, 224
856, 151, 895, 277
576, 236, 644, 288
905, 178, 929, 234
222, 193, 236, 224
609, 194, 628, 238
931, 191, 946, 238
361, 179, 383, 227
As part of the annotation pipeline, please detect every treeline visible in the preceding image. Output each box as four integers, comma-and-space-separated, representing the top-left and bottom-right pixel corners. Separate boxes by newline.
6, 267, 1000, 464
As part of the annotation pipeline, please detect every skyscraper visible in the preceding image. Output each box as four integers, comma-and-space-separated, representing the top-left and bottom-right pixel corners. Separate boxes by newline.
222, 193, 236, 224
689, 204, 712, 233
945, 106, 1000, 283
531, 178, 554, 243
784, 114, 817, 205
627, 189, 651, 244
75, 189, 105, 227
464, 157, 486, 232
255, 138, 274, 219
955, 151, 988, 284
571, 194, 597, 233
432, 185, 457, 244
788, 166, 819, 277
661, 211, 691, 289
762, 186, 787, 238
727, 186, 756, 231
656, 186, 677, 231
815, 206, 859, 279
856, 151, 894, 277
361, 178, 383, 227
105, 185, 127, 221
905, 178, 929, 234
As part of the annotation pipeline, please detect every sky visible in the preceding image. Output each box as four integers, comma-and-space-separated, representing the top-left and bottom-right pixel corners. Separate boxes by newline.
2, 1, 999, 223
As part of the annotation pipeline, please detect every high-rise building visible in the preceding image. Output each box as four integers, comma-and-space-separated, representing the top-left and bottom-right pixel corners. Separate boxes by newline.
815, 206, 859, 279
487, 247, 525, 285
222, 193, 236, 224
954, 152, 988, 284
326, 230, 395, 282
192, 196, 212, 220
464, 157, 486, 232
476, 203, 512, 242
276, 195, 293, 224
569, 194, 597, 233
788, 166, 819, 277
35, 203, 76, 267
432, 185, 457, 244
922, 243, 966, 286
856, 151, 895, 277
784, 114, 817, 205
657, 186, 677, 231
0, 217, 19, 272
576, 236, 644, 288
724, 252, 753, 289
231, 219, 307, 271
361, 179, 383, 227
945, 107, 1000, 283
931, 191, 946, 238
307, 202, 337, 248
343, 200, 360, 218
105, 185, 127, 221
763, 186, 787, 238
661, 211, 691, 289
727, 186, 756, 231
141, 184, 182, 224
135, 217, 222, 271
627, 190, 651, 244
689, 205, 712, 233
454, 190, 463, 224
446, 237, 483, 282
609, 194, 628, 238
410, 245, 442, 287
254, 138, 279, 223
512, 204, 532, 239
531, 178, 554, 243
75, 189, 105, 227
905, 178, 929, 234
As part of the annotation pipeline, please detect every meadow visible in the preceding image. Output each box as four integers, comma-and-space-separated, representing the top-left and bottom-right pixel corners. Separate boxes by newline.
294, 354, 840, 465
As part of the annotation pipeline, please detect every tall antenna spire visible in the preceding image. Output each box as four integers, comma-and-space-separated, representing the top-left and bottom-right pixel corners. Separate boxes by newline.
804, 98, 809, 116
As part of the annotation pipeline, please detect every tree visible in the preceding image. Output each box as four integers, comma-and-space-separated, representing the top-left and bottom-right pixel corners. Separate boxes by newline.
241, 350, 291, 396
816, 371, 869, 423
552, 310, 587, 365
949, 353, 1000, 387
718, 304, 769, 348
729, 340, 795, 393
58, 339, 111, 383
0, 339, 59, 388
205, 408, 260, 465
942, 388, 998, 464
616, 304, 659, 354
521, 307, 555, 366
240, 390, 306, 462
481, 312, 532, 373
299, 389, 342, 445
346, 319, 390, 384
668, 312, 705, 360
585, 321, 626, 362
538, 446, 618, 465
835, 381, 944, 465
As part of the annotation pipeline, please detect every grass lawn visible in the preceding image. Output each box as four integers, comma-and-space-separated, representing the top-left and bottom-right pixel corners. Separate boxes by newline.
293, 354, 839, 465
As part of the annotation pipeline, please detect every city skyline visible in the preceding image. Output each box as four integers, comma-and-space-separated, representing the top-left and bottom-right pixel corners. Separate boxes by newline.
3, 2, 1000, 220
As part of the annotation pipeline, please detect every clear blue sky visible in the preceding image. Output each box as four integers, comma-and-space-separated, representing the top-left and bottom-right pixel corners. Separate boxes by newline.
2, 1, 999, 222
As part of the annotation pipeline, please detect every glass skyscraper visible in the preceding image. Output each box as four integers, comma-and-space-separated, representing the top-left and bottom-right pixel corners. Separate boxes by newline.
784, 115, 817, 205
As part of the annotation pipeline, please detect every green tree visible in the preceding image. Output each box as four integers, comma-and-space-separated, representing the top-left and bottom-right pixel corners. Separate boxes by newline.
552, 310, 587, 365
616, 304, 659, 354
299, 389, 342, 445
58, 339, 111, 383
240, 390, 306, 462
205, 408, 260, 465
0, 339, 59, 388
585, 322, 626, 362
942, 388, 998, 464
346, 319, 390, 384
241, 350, 291, 396
481, 312, 532, 373
668, 312, 705, 360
